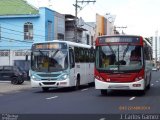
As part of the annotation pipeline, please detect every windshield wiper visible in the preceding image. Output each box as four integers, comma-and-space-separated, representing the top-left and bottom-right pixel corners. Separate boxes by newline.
123, 43, 130, 59
39, 50, 46, 56
51, 49, 59, 58
108, 44, 115, 55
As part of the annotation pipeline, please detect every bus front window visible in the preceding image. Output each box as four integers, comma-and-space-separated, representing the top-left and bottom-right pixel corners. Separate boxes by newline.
97, 45, 143, 71
31, 50, 68, 72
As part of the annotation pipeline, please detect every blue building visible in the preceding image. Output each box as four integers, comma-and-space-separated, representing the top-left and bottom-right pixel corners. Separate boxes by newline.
0, 0, 65, 69
0, 0, 65, 50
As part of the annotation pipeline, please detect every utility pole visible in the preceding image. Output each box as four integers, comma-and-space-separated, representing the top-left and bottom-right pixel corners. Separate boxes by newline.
155, 30, 158, 68
73, 0, 96, 42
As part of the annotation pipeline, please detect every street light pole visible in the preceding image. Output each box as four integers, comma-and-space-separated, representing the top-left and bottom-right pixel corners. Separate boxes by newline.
155, 30, 158, 67
75, 0, 79, 42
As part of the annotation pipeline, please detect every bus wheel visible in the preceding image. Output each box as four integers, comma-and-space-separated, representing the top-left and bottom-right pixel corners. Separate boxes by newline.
146, 81, 151, 90
42, 87, 49, 92
75, 75, 80, 90
141, 86, 146, 95
147, 74, 151, 90
146, 84, 150, 90
101, 90, 107, 96
88, 82, 95, 87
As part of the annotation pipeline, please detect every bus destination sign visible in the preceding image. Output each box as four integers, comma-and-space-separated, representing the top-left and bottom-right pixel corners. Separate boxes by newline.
33, 43, 67, 50
99, 37, 140, 44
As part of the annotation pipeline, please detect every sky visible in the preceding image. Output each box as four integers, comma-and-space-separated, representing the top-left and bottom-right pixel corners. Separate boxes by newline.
26, 0, 160, 37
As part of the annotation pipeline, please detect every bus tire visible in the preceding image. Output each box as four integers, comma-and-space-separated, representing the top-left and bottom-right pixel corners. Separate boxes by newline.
75, 75, 80, 90
88, 82, 95, 87
146, 74, 151, 90
141, 84, 146, 95
146, 82, 151, 90
146, 83, 150, 90
42, 87, 49, 92
101, 90, 107, 96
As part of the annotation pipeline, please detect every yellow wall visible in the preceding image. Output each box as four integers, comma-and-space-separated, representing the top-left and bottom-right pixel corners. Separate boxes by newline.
96, 13, 105, 37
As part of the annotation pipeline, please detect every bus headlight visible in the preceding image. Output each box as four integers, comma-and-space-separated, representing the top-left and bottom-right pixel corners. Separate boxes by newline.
135, 76, 143, 81
31, 75, 37, 81
60, 74, 68, 80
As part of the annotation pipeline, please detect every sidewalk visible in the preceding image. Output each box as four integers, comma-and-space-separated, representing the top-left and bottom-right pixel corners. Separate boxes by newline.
0, 81, 31, 94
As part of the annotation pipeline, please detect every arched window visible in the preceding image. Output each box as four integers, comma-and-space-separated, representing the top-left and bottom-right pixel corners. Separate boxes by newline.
24, 22, 33, 40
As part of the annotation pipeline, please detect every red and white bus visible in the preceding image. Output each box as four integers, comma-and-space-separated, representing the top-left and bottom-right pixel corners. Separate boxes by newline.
95, 35, 152, 95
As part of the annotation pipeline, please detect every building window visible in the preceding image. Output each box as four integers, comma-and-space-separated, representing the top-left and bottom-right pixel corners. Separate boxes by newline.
0, 50, 9, 57
15, 51, 25, 56
86, 34, 89, 45
47, 21, 52, 41
24, 22, 33, 40
57, 33, 64, 40
91, 36, 93, 46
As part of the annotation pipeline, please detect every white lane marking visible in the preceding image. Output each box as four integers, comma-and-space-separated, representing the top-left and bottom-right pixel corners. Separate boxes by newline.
81, 88, 88, 91
156, 81, 159, 83
151, 84, 154, 86
129, 97, 136, 101
99, 118, 106, 120
46, 96, 58, 100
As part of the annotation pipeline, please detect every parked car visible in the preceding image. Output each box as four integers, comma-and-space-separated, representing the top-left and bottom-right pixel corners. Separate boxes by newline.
152, 67, 157, 71
0, 66, 27, 84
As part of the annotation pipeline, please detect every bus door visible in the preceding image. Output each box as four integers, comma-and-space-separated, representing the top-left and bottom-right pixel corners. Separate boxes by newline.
69, 48, 75, 86
86, 49, 91, 83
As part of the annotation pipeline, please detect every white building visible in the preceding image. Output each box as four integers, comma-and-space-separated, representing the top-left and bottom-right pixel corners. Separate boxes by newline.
82, 22, 96, 46
152, 36, 160, 61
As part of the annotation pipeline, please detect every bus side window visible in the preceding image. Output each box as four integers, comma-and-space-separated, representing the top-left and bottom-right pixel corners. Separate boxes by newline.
69, 48, 75, 68
144, 46, 150, 60
75, 47, 80, 62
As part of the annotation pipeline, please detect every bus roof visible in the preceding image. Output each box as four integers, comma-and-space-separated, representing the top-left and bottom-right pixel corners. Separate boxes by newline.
33, 40, 93, 49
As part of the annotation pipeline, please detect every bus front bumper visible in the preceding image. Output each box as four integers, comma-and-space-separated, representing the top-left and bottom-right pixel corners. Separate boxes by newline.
31, 79, 69, 88
95, 78, 145, 90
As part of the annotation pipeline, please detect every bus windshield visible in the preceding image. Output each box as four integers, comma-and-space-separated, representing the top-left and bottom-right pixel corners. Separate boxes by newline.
96, 45, 143, 72
31, 49, 68, 72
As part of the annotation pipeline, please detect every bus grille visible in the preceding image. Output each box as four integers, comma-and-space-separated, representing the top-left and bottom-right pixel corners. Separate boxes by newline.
41, 79, 57, 81
38, 74, 60, 77
108, 85, 129, 89
42, 82, 56, 85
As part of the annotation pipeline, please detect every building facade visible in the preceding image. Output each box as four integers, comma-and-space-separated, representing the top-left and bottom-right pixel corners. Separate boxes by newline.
82, 22, 96, 46
0, 0, 65, 70
96, 13, 115, 37
152, 35, 160, 62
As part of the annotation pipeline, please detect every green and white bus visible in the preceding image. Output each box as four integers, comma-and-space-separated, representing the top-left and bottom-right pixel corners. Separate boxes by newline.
30, 40, 95, 91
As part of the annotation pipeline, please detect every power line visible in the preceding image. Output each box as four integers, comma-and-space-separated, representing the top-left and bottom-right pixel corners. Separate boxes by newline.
1, 30, 44, 40
1, 26, 46, 38
0, 21, 45, 33
1, 36, 33, 43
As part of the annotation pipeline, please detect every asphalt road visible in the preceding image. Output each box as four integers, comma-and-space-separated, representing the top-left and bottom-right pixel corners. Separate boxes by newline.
0, 71, 160, 119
